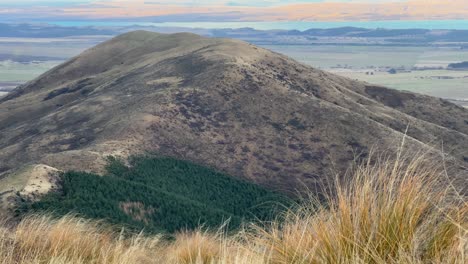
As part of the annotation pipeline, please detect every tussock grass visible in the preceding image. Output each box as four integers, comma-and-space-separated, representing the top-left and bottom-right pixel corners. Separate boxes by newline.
0, 215, 162, 264
248, 151, 467, 264
0, 151, 466, 263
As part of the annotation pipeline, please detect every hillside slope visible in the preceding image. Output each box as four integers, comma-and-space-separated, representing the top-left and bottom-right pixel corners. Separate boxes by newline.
0, 31, 467, 196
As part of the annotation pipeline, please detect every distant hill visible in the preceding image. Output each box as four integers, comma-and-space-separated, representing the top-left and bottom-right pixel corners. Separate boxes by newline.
4, 23, 468, 46
210, 27, 468, 45
448, 61, 468, 69
0, 31, 467, 208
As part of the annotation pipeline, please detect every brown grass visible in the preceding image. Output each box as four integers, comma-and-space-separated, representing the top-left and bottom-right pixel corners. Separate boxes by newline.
0, 215, 162, 264
0, 151, 466, 264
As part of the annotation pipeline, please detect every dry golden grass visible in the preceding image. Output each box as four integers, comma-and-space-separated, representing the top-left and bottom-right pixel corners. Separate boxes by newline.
247, 151, 467, 264
0, 215, 162, 264
0, 151, 466, 264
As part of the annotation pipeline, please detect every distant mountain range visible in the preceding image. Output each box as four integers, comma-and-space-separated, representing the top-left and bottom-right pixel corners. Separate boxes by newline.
3, 23, 468, 46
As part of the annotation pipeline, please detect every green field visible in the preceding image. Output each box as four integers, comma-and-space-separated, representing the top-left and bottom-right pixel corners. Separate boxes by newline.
0, 37, 105, 57
0, 37, 102, 89
263, 45, 468, 69
339, 70, 468, 100
0, 61, 61, 83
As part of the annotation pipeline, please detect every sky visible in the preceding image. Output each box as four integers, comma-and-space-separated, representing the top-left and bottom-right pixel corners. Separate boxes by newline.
1, 0, 468, 22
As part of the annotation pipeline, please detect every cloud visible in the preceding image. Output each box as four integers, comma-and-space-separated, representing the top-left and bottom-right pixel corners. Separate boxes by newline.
2, 0, 468, 21
1, 0, 92, 7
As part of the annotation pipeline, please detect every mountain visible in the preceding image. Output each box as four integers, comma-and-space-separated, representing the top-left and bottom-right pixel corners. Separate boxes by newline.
0, 31, 467, 202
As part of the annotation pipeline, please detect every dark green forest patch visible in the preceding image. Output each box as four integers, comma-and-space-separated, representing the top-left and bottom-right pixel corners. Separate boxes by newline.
21, 156, 289, 234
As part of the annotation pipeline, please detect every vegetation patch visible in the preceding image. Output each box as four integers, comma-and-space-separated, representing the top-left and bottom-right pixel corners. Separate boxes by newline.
43, 78, 93, 101
365, 85, 415, 107
287, 117, 306, 130
21, 156, 289, 234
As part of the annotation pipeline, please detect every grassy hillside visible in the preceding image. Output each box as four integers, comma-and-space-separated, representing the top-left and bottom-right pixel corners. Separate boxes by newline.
22, 157, 289, 233
1, 153, 466, 264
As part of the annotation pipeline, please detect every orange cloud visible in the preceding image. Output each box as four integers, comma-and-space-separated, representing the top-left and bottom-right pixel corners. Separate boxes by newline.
271, 0, 468, 21
60, 0, 468, 21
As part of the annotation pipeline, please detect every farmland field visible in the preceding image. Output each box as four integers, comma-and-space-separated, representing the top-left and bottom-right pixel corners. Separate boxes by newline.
263, 45, 468, 69
0, 61, 62, 94
338, 70, 468, 100
264, 44, 468, 102
0, 61, 61, 82
0, 36, 104, 93
0, 36, 107, 57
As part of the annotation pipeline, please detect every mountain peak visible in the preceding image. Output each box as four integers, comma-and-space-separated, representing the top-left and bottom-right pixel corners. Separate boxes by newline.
0, 31, 467, 195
